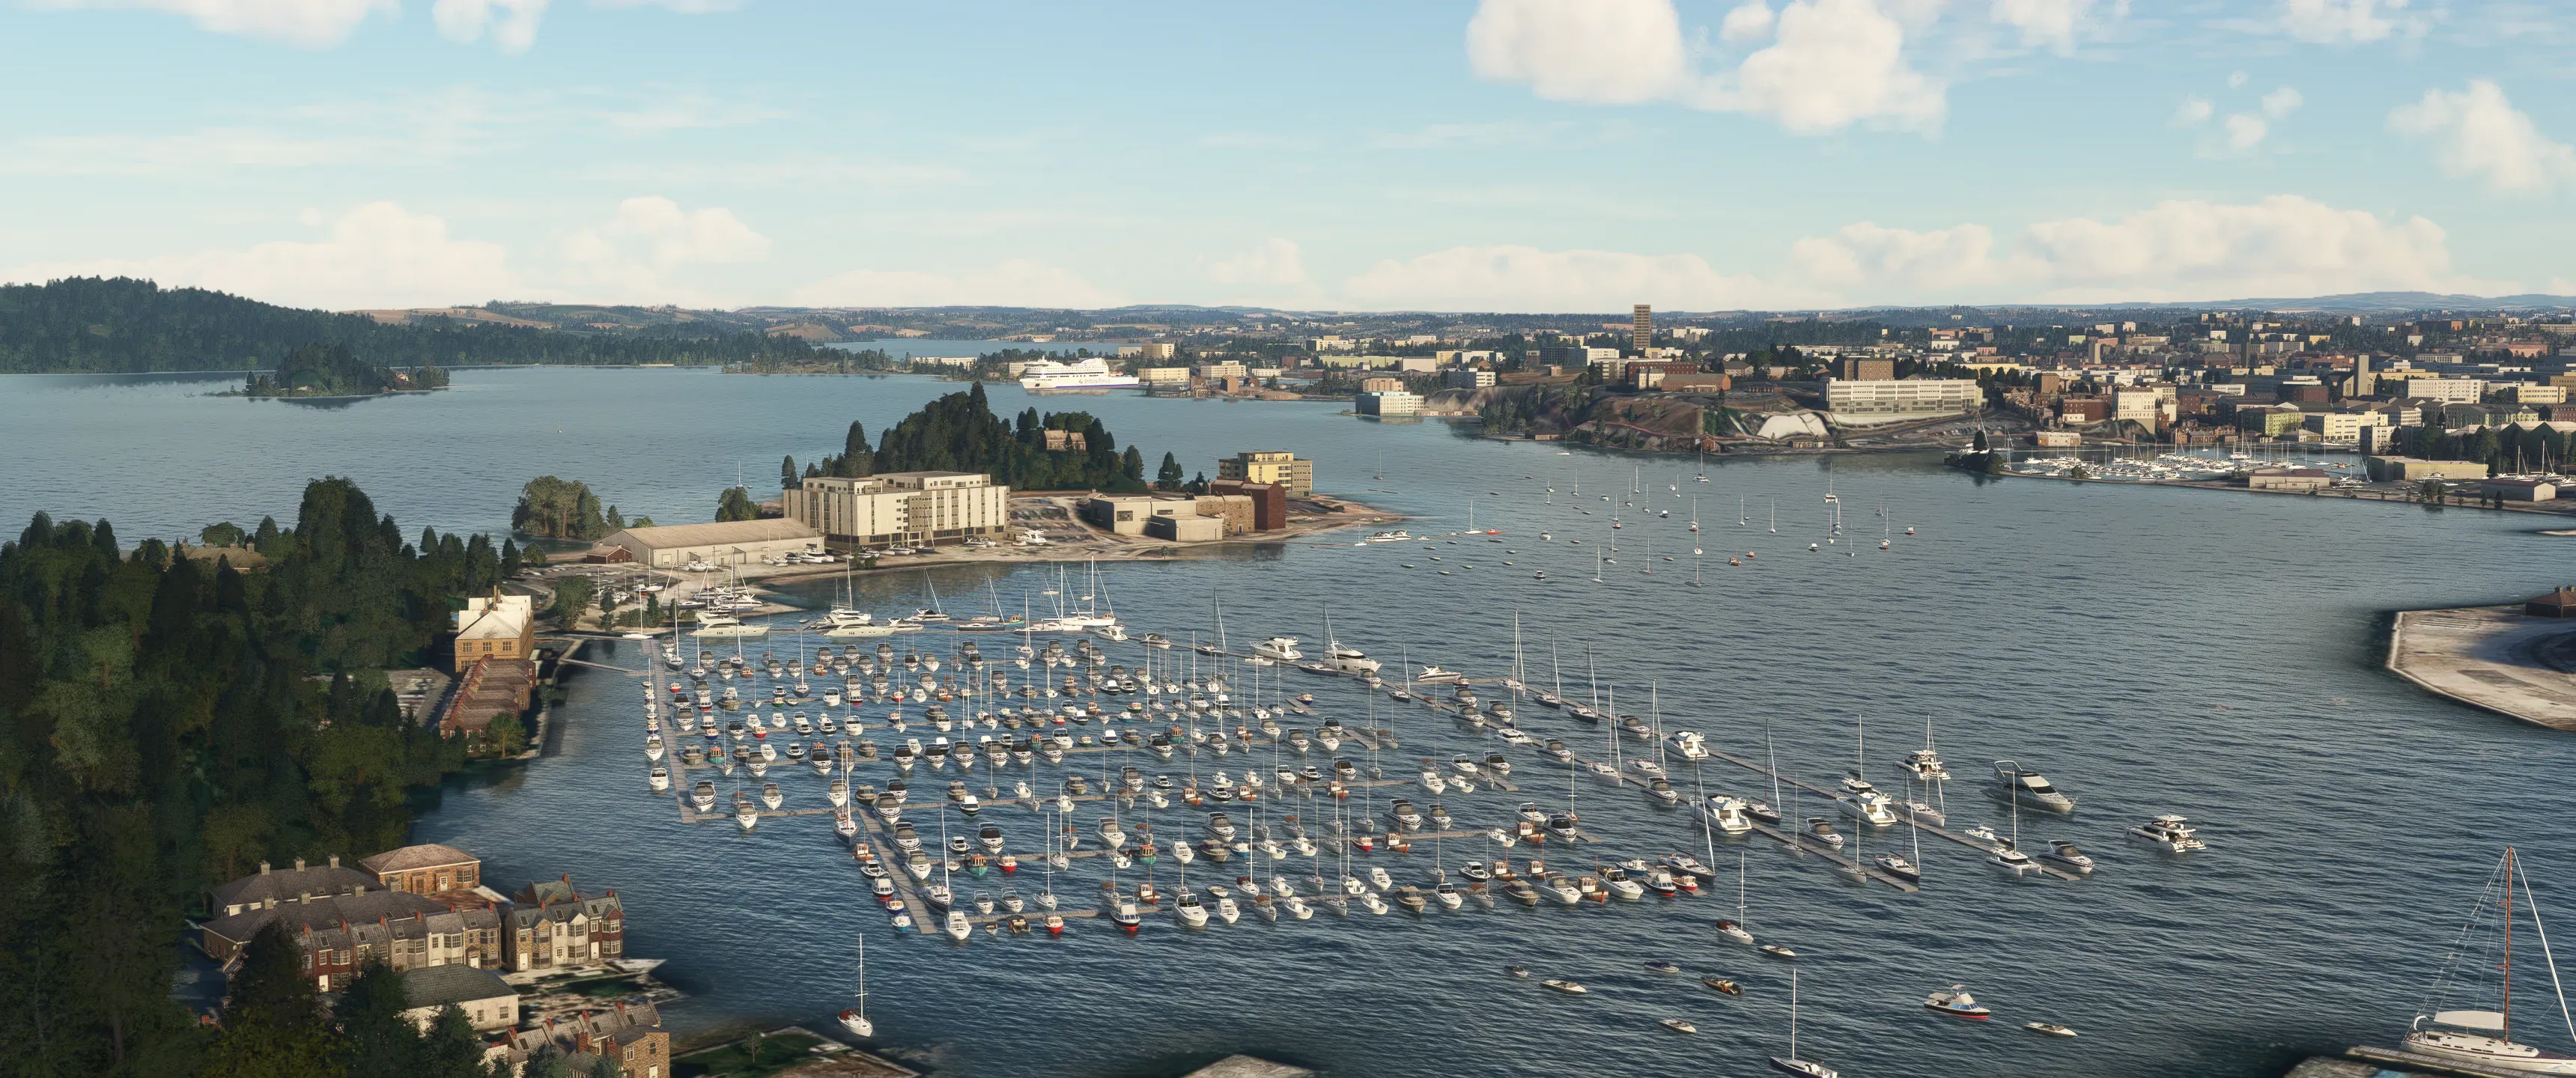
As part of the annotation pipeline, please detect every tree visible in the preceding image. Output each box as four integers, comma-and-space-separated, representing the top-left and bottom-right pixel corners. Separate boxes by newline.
1972, 428, 1990, 452
500, 537, 521, 579
202, 520, 248, 546
485, 711, 529, 757
335, 961, 420, 1078
715, 486, 759, 522
1120, 445, 1145, 482
512, 477, 610, 540
550, 576, 595, 627
780, 455, 799, 491
1155, 451, 1184, 490
1188, 471, 1209, 495
229, 922, 323, 1032
413, 1007, 490, 1078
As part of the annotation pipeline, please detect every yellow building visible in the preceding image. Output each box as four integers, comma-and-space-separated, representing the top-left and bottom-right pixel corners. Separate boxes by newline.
450, 592, 534, 672
783, 471, 1010, 549
1217, 451, 1313, 497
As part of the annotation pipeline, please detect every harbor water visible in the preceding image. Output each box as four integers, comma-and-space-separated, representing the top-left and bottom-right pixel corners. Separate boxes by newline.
9, 366, 2573, 1077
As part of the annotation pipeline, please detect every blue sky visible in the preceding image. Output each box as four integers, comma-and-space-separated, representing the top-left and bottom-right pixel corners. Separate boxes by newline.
1, 0, 2571, 311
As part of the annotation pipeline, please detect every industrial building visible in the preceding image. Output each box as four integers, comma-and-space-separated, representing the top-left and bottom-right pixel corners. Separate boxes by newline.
1218, 450, 1313, 496
781, 470, 1010, 549
602, 519, 824, 567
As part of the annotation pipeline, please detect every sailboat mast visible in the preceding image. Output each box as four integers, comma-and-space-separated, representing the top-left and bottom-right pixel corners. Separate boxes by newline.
2509, 851, 2576, 1047
2507, 845, 2517, 1035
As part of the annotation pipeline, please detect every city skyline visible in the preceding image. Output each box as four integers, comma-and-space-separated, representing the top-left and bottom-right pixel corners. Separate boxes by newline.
4, 0, 2572, 312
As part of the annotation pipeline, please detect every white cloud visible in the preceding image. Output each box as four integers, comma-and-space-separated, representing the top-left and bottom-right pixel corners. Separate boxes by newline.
559, 196, 768, 302
1988, 0, 2092, 53
1465, 0, 1692, 106
2020, 195, 2481, 301
1764, 195, 2497, 303
595, 0, 738, 10
1, 201, 514, 310
27, 0, 392, 47
2389, 79, 2576, 192
2278, 0, 2416, 43
430, 0, 546, 52
2173, 96, 2214, 126
1209, 239, 1307, 287
2227, 70, 2249, 88
789, 261, 1123, 309
1464, 0, 1945, 135
2223, 114, 2270, 151
1341, 246, 1817, 312
2261, 85, 2303, 118
1719, 1, 1775, 43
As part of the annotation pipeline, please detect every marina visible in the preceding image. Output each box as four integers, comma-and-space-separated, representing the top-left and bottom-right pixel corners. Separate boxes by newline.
49, 367, 2565, 1078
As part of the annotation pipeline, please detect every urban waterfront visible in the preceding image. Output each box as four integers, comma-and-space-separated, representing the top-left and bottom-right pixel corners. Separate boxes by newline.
12, 366, 2575, 1077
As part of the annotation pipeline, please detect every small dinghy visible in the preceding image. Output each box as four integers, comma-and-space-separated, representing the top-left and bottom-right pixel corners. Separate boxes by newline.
1659, 1018, 1698, 1035
1761, 944, 1799, 961
1701, 976, 1742, 995
1541, 978, 1588, 995
1644, 960, 1683, 975
2022, 1021, 2078, 1038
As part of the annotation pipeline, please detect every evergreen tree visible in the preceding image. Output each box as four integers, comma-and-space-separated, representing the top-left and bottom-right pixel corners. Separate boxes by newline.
715, 486, 759, 522
1120, 445, 1145, 482
780, 455, 798, 491
335, 961, 420, 1078
1155, 452, 1184, 490
413, 1007, 488, 1078
229, 922, 323, 1032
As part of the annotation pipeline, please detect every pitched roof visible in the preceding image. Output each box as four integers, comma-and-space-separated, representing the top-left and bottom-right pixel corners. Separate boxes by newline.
605, 520, 818, 550
400, 963, 517, 1010
359, 843, 479, 875
210, 860, 377, 910
201, 890, 452, 946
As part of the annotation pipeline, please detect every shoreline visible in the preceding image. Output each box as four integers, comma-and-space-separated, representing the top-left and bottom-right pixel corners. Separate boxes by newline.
2385, 604, 2576, 731
1954, 460, 2576, 518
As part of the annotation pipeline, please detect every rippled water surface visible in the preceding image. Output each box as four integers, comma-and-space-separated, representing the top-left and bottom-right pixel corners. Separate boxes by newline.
11, 367, 2573, 1077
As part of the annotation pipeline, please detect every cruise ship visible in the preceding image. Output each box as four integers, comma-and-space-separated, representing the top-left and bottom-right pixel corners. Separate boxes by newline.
1018, 357, 1140, 392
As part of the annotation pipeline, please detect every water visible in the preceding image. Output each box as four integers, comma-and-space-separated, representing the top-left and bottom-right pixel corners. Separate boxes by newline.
10, 368, 2573, 1077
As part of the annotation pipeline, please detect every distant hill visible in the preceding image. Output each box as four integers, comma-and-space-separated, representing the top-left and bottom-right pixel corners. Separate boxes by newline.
0, 277, 826, 374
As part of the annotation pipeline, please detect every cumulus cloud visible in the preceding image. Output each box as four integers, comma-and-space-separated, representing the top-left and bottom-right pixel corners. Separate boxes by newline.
560, 196, 768, 302
1465, 0, 1945, 135
2389, 79, 2576, 192
2173, 97, 2214, 126
0, 201, 514, 310
2261, 86, 2303, 118
1790, 222, 2014, 292
1209, 238, 1307, 287
430, 0, 546, 52
2278, 0, 2416, 43
27, 0, 393, 47
789, 261, 1122, 309
1342, 246, 1819, 312
1988, 0, 2093, 53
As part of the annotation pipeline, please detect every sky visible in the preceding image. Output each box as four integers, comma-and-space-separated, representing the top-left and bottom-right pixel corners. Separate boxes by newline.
1, 0, 2572, 313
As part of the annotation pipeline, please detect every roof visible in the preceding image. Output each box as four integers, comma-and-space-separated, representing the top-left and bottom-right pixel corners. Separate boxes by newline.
201, 889, 452, 946
2531, 588, 2576, 607
360, 844, 479, 875
210, 860, 376, 910
2486, 478, 2555, 489
400, 963, 517, 1011
604, 520, 819, 550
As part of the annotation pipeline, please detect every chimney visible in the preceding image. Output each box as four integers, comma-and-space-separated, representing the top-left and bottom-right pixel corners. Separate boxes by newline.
258, 861, 271, 875
328, 855, 339, 868
293, 857, 306, 873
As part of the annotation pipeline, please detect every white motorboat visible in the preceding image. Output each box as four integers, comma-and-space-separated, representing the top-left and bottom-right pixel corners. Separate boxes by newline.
1173, 889, 1209, 928
1251, 636, 1304, 663
1924, 984, 1992, 1020
1834, 776, 1901, 828
2038, 839, 2095, 874
1987, 760, 2077, 813
2127, 814, 2207, 852
1666, 730, 1710, 760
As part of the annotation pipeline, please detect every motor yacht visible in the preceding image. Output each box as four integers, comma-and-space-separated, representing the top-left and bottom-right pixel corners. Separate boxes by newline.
1925, 985, 1992, 1020
1251, 636, 1304, 663
2038, 839, 2094, 874
1834, 775, 1901, 827
1801, 818, 1844, 851
2127, 814, 2206, 851
1987, 760, 2077, 813
1699, 796, 1755, 835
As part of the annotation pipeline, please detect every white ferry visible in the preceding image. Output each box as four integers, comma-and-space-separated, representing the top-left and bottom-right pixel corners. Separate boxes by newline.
1362, 531, 1414, 543
1018, 357, 1140, 392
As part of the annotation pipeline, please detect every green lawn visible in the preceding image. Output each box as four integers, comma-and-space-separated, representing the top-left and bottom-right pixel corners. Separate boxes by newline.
674, 1030, 825, 1078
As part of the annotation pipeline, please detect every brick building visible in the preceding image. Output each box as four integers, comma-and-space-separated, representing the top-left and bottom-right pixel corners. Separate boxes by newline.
506, 876, 626, 971
1209, 480, 1287, 531
361, 843, 482, 897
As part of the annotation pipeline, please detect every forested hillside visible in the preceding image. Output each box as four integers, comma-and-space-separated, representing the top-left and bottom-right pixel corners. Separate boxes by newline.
0, 478, 520, 1074
0, 276, 824, 374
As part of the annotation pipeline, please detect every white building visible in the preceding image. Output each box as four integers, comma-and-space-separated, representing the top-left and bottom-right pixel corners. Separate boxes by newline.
1444, 368, 1496, 389
1358, 390, 1421, 416
1823, 377, 1982, 416
604, 520, 823, 568
1137, 366, 1189, 386
783, 471, 1011, 549
2408, 377, 2486, 404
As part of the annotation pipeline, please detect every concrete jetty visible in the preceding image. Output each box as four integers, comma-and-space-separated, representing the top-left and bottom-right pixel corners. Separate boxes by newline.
2387, 605, 2576, 731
